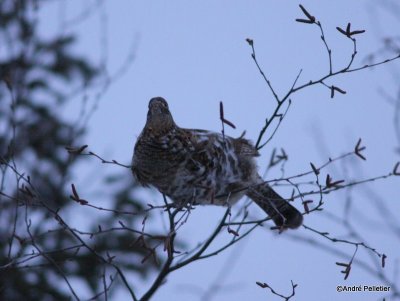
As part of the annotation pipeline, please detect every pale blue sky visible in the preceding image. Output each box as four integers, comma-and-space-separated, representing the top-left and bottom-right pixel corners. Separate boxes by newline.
39, 1, 399, 300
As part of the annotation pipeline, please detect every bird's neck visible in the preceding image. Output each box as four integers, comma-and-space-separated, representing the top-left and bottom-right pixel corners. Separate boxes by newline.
144, 116, 176, 136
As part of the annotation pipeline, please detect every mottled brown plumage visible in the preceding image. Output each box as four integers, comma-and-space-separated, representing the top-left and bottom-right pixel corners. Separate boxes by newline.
132, 97, 303, 229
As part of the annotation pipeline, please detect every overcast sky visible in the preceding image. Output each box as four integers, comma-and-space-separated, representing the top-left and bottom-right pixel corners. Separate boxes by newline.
39, 1, 400, 300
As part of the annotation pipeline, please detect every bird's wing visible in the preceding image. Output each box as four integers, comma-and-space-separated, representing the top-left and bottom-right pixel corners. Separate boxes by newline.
232, 137, 260, 157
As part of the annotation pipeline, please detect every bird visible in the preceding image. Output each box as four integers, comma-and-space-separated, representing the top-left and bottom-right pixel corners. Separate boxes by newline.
132, 97, 303, 230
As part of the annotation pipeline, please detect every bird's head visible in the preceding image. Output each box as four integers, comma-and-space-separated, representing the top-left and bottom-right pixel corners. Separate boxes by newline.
145, 97, 176, 132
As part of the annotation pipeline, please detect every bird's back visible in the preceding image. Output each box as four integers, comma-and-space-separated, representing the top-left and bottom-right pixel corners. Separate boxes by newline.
132, 127, 259, 206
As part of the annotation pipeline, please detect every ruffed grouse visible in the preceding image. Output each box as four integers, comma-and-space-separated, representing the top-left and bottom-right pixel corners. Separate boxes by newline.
132, 97, 303, 229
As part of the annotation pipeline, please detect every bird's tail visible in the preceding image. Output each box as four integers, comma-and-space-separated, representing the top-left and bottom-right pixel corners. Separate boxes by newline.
246, 179, 303, 230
